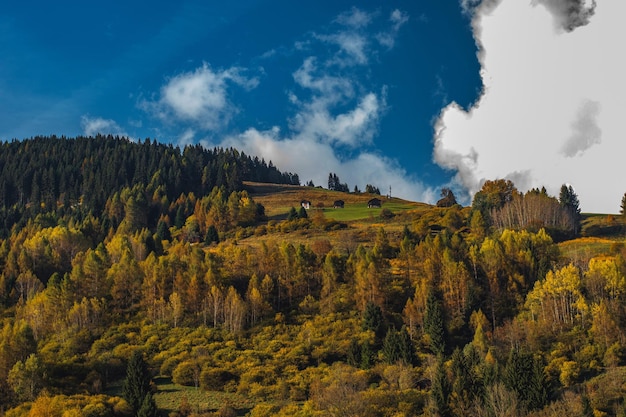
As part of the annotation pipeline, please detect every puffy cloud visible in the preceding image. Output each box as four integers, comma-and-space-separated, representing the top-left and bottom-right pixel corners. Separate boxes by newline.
81, 115, 128, 138
560, 99, 601, 157
433, 1, 626, 213
140, 63, 258, 130
289, 57, 385, 148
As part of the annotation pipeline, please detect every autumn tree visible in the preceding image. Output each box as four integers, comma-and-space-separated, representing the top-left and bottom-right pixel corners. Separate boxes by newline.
525, 264, 588, 331
7, 353, 44, 402
472, 179, 518, 225
436, 187, 457, 208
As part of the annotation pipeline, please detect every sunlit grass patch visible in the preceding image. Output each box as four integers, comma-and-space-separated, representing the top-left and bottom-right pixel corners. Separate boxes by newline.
154, 377, 256, 416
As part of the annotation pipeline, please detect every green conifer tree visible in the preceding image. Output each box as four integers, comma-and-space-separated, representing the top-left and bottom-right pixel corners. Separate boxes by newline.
205, 224, 219, 245
362, 301, 385, 342
347, 339, 361, 368
424, 291, 446, 355
431, 356, 451, 417
382, 327, 401, 364
137, 393, 159, 417
123, 351, 152, 414
360, 342, 374, 370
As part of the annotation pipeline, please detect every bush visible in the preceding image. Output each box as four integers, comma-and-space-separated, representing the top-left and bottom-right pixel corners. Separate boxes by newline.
200, 367, 238, 391
172, 361, 201, 387
380, 208, 394, 219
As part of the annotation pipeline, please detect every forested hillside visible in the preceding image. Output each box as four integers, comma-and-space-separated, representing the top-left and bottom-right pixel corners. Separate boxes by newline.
0, 135, 299, 238
0, 136, 625, 417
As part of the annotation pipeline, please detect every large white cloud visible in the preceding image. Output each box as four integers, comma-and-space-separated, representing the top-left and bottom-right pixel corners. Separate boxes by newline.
434, 0, 626, 213
140, 63, 258, 130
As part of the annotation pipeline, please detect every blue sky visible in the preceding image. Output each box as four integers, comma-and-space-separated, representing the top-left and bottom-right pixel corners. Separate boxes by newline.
1, 1, 623, 213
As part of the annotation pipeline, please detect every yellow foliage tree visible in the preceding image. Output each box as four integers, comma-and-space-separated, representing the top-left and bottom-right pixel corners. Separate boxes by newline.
525, 264, 588, 331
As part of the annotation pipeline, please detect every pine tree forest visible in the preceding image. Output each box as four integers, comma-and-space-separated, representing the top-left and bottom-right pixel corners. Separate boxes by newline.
0, 136, 625, 416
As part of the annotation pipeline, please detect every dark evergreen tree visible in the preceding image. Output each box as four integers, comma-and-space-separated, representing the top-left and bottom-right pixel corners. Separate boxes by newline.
382, 327, 401, 364
431, 356, 451, 417
360, 342, 374, 370
526, 359, 549, 411
365, 184, 380, 195
155, 220, 171, 241
397, 326, 417, 366
424, 291, 446, 355
347, 339, 361, 367
137, 393, 159, 417
174, 206, 186, 229
328, 173, 336, 190
123, 351, 152, 414
559, 184, 581, 235
362, 301, 385, 342
504, 348, 548, 411
205, 225, 220, 245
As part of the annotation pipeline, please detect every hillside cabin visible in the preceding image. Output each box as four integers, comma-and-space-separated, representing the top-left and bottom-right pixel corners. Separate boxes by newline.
367, 198, 382, 208
301, 200, 311, 210
333, 200, 345, 209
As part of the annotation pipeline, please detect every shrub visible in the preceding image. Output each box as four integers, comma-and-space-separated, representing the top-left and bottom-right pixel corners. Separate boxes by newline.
200, 367, 238, 391
172, 360, 201, 387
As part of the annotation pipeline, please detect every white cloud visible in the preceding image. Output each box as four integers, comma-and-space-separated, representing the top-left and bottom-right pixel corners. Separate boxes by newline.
377, 9, 410, 49
335, 7, 373, 29
292, 57, 354, 99
560, 99, 601, 157
81, 115, 129, 138
314, 7, 375, 67
289, 57, 385, 148
433, 1, 626, 213
316, 31, 369, 66
140, 63, 258, 131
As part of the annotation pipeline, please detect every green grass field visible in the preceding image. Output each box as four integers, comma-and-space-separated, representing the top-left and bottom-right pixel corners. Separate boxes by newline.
316, 200, 423, 222
153, 377, 256, 416
558, 236, 624, 262
245, 181, 429, 223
